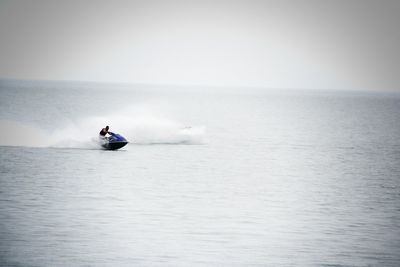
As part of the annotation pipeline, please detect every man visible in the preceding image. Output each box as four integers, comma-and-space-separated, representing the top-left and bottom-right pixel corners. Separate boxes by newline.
99, 126, 113, 138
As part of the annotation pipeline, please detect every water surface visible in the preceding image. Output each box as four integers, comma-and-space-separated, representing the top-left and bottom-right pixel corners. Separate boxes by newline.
1, 81, 400, 266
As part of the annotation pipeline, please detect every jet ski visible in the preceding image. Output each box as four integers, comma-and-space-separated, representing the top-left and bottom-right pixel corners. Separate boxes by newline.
101, 132, 128, 150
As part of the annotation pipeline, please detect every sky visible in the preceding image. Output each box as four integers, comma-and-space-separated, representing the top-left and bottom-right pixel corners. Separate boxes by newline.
0, 0, 399, 91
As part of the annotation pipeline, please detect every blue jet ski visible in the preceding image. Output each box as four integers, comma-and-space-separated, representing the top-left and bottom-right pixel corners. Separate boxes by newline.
101, 132, 128, 150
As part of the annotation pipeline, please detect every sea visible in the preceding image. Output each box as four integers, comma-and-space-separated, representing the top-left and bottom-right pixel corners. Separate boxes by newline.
1, 80, 399, 267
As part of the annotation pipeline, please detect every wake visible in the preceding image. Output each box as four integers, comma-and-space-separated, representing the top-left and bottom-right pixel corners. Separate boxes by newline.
0, 116, 206, 149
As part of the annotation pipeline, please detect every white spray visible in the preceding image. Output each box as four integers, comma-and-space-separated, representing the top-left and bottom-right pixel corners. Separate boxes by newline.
0, 106, 206, 149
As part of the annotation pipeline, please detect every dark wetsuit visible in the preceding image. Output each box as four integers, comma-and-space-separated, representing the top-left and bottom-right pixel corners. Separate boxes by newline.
99, 128, 108, 136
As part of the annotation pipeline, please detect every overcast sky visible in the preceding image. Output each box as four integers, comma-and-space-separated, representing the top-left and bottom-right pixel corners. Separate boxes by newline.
0, 0, 399, 91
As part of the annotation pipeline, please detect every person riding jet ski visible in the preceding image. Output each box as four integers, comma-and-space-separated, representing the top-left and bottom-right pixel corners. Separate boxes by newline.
99, 126, 113, 139
99, 125, 128, 150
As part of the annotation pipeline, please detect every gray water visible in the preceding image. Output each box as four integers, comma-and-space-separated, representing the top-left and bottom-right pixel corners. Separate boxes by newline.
1, 80, 400, 266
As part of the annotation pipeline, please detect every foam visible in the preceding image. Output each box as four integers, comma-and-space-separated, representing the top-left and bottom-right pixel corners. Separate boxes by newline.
0, 112, 206, 149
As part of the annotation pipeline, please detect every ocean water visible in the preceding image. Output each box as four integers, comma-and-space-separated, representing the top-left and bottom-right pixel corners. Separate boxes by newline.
1, 80, 400, 266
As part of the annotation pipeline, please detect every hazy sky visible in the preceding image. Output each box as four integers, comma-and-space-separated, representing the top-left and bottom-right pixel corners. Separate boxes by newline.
0, 0, 399, 91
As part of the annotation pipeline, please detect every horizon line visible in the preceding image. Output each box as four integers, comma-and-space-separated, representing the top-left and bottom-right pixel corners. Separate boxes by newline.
1, 77, 398, 94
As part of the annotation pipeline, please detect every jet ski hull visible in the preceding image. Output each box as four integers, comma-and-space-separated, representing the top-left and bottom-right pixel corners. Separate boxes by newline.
102, 141, 128, 150
101, 133, 128, 150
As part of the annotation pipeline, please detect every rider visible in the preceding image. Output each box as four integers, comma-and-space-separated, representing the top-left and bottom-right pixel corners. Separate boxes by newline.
99, 126, 113, 139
